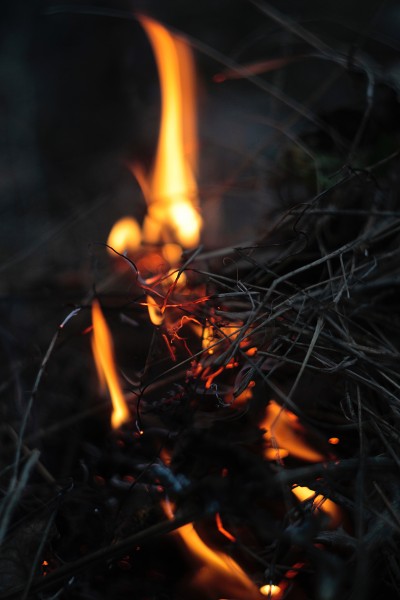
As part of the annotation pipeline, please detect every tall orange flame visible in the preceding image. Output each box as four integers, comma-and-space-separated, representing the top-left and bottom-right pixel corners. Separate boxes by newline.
91, 300, 130, 428
108, 16, 201, 255
139, 15, 201, 248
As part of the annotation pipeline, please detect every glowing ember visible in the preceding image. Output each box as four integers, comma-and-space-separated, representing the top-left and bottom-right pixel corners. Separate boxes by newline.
91, 300, 130, 428
291, 484, 342, 527
215, 513, 236, 542
329, 437, 340, 445
135, 15, 201, 249
162, 501, 263, 599
107, 216, 141, 255
262, 400, 325, 463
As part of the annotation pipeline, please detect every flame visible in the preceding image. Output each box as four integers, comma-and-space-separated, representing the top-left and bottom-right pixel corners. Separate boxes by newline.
162, 243, 183, 265
107, 216, 142, 255
262, 400, 325, 463
137, 15, 201, 248
291, 484, 342, 527
202, 322, 244, 355
147, 294, 164, 326
259, 584, 282, 597
162, 501, 263, 599
262, 401, 343, 526
91, 300, 130, 428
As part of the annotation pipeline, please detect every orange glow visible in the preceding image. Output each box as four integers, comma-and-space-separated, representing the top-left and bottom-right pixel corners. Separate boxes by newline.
106, 216, 141, 254
147, 294, 164, 326
262, 400, 325, 463
91, 300, 130, 428
162, 501, 263, 599
202, 322, 244, 354
291, 485, 342, 527
162, 242, 183, 265
137, 15, 201, 248
160, 447, 172, 466
264, 447, 289, 461
202, 325, 215, 354
245, 346, 258, 357
165, 268, 187, 291
329, 437, 340, 445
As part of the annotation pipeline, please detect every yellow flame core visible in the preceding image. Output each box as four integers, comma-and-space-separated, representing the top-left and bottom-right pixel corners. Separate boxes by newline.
91, 300, 130, 428
147, 295, 164, 326
107, 216, 142, 255
138, 15, 201, 248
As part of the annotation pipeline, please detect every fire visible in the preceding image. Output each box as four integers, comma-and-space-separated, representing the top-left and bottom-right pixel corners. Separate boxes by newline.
162, 501, 263, 599
291, 484, 342, 527
139, 14, 201, 248
147, 294, 164, 326
91, 300, 130, 428
262, 400, 325, 463
107, 216, 141, 255
262, 400, 343, 526
202, 322, 243, 354
259, 584, 282, 597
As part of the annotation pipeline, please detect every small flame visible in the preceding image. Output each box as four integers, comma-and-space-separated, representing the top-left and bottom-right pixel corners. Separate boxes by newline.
137, 15, 201, 248
262, 400, 325, 463
107, 216, 141, 255
91, 300, 130, 428
202, 322, 243, 354
147, 294, 164, 326
162, 501, 263, 599
259, 584, 282, 597
291, 484, 342, 527
162, 243, 183, 265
